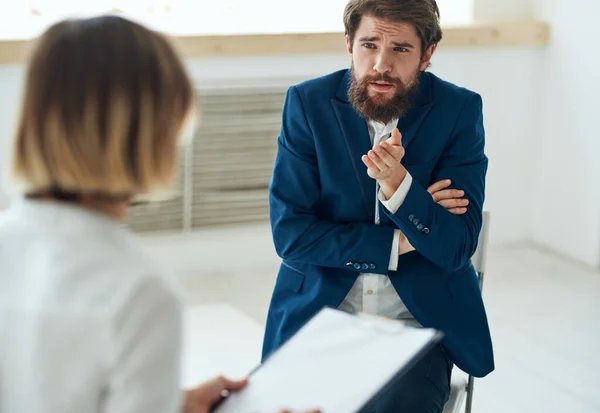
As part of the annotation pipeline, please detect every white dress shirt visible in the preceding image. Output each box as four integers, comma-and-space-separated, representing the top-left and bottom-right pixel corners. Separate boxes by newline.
338, 119, 420, 324
0, 198, 184, 413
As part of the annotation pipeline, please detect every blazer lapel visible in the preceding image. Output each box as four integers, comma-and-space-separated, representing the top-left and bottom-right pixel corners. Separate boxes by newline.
397, 72, 434, 149
332, 99, 376, 219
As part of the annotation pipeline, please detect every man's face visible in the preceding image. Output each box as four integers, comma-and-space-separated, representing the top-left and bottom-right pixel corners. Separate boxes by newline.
346, 15, 435, 124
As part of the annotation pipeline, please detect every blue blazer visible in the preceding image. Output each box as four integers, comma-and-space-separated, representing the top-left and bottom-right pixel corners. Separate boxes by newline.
263, 69, 494, 378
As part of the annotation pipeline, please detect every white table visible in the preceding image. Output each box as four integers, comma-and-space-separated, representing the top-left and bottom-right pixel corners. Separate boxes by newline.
180, 303, 264, 387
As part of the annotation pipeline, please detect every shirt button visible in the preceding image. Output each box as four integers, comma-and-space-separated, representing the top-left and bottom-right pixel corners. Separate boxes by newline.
367, 290, 374, 295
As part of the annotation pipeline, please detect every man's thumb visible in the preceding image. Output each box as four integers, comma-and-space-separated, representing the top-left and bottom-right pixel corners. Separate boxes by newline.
389, 128, 402, 146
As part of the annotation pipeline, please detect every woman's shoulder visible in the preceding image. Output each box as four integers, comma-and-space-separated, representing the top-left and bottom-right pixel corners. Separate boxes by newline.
0, 198, 183, 316
70, 230, 183, 316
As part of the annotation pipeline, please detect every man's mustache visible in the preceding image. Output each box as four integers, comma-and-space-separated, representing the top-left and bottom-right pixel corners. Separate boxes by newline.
360, 74, 403, 86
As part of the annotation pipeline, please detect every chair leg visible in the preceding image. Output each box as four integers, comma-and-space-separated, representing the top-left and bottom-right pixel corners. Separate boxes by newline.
465, 375, 475, 413
477, 271, 485, 290
466, 272, 484, 413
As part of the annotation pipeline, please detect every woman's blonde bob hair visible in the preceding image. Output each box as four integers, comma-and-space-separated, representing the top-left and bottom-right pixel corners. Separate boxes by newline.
10, 15, 195, 198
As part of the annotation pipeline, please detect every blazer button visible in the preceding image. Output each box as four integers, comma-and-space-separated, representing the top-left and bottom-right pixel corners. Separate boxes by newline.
417, 223, 424, 230
361, 263, 370, 270
412, 218, 420, 225
353, 263, 362, 270
423, 227, 430, 234
369, 263, 376, 270
408, 214, 415, 221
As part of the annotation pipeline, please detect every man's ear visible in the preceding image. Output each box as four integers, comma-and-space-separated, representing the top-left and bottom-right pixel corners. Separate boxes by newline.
346, 35, 353, 58
420, 44, 437, 71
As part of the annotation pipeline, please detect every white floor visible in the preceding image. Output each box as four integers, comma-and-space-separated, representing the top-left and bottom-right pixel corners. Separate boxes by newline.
142, 223, 600, 413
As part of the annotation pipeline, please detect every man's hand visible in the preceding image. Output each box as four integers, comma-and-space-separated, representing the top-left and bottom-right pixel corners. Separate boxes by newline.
183, 376, 321, 413
362, 128, 407, 199
398, 179, 469, 255
427, 179, 469, 214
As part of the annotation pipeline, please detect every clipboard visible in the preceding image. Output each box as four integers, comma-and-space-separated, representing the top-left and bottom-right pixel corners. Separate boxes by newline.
212, 307, 443, 413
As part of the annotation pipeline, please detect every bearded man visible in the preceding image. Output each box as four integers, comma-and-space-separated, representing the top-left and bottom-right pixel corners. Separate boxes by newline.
262, 1, 494, 412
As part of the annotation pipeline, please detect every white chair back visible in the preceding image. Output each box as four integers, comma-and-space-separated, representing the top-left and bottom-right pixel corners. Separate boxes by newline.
471, 210, 491, 275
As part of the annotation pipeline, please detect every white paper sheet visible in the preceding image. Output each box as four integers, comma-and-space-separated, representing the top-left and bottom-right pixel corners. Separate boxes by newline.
213, 308, 440, 413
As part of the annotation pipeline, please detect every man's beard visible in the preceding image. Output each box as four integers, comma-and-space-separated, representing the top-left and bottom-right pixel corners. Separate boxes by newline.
348, 66, 420, 124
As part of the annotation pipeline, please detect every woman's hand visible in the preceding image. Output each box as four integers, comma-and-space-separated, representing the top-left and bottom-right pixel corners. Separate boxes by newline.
183, 376, 321, 413
184, 376, 247, 413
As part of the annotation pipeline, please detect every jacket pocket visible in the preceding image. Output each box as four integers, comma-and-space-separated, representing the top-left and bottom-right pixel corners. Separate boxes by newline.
446, 264, 481, 305
279, 261, 306, 293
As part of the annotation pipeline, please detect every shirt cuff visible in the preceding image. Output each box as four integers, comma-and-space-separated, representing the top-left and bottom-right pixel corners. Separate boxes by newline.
378, 172, 413, 214
389, 229, 401, 271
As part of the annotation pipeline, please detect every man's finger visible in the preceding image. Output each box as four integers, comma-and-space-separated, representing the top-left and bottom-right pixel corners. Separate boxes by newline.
438, 198, 469, 209
362, 154, 380, 172
448, 207, 467, 215
431, 189, 465, 202
388, 128, 402, 146
374, 145, 398, 167
367, 150, 388, 171
379, 141, 404, 162
427, 179, 451, 195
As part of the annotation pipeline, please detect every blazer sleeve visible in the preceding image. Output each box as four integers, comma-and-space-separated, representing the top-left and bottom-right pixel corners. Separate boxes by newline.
269, 86, 395, 275
383, 93, 488, 271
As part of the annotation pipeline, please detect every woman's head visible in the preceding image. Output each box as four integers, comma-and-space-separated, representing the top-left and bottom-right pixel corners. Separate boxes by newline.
10, 15, 195, 201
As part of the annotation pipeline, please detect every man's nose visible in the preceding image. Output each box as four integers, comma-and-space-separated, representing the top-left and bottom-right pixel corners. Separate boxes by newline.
373, 51, 393, 75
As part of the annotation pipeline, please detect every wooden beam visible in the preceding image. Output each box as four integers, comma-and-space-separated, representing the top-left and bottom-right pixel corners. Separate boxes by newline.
0, 19, 549, 65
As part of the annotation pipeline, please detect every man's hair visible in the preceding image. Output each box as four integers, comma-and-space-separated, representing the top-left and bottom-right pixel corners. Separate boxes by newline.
343, 0, 443, 53
10, 15, 194, 197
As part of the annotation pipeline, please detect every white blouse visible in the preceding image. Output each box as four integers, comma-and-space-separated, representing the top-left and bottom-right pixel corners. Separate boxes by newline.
0, 198, 184, 413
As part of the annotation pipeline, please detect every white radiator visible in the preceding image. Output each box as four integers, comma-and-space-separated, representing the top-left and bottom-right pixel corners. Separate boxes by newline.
126, 83, 287, 233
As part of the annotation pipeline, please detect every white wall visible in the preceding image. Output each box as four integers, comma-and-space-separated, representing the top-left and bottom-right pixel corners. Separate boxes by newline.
529, 0, 600, 268
474, 0, 533, 20
427, 48, 542, 247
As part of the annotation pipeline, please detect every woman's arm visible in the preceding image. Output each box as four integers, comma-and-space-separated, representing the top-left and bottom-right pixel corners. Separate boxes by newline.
102, 274, 183, 413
